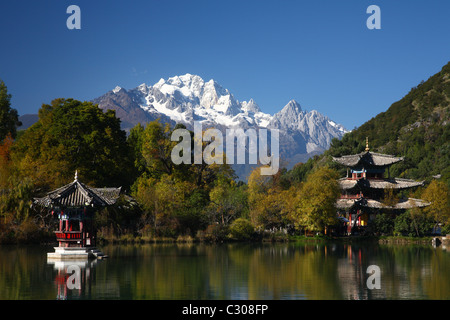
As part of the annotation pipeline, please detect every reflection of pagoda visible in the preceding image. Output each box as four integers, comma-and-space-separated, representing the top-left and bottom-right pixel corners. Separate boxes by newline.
47, 259, 98, 300
332, 138, 430, 235
33, 171, 120, 259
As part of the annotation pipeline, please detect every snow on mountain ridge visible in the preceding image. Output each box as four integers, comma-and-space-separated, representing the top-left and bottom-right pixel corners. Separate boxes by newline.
112, 86, 122, 94
109, 73, 348, 143
101, 74, 349, 176
117, 73, 266, 128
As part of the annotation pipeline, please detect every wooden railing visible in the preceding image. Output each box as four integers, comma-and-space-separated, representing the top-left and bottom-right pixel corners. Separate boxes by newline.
55, 231, 82, 241
340, 194, 364, 199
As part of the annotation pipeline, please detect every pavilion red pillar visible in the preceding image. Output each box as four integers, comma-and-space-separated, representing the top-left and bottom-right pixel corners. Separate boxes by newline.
80, 221, 84, 247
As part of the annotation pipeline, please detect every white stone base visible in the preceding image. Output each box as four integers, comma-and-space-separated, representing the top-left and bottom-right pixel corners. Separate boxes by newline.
47, 247, 92, 260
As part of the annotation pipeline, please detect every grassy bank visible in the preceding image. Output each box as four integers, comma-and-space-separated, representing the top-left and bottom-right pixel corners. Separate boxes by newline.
96, 232, 392, 245
0, 227, 439, 246
377, 235, 434, 245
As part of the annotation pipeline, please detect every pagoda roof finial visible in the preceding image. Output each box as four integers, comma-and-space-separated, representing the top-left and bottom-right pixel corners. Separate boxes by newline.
74, 170, 78, 182
365, 137, 370, 152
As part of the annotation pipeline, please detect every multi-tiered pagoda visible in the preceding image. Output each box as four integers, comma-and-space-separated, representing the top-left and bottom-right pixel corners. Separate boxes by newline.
333, 138, 429, 235
34, 171, 121, 259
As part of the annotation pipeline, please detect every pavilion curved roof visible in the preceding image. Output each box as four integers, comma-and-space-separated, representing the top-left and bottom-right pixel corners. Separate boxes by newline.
336, 197, 430, 210
332, 151, 404, 168
33, 175, 121, 208
338, 177, 424, 190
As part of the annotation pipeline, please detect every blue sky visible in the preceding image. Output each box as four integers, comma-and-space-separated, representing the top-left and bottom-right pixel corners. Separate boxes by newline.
0, 0, 449, 130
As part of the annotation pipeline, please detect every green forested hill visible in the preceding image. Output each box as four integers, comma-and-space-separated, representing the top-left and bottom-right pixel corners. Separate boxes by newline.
297, 62, 450, 186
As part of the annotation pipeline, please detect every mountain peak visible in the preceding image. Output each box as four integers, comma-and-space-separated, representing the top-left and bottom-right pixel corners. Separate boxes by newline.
168, 73, 201, 86
282, 100, 302, 113
276, 100, 303, 119
112, 86, 123, 94
241, 98, 261, 113
92, 74, 348, 179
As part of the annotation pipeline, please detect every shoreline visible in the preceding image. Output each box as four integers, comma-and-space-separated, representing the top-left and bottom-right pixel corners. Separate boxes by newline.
1, 232, 448, 247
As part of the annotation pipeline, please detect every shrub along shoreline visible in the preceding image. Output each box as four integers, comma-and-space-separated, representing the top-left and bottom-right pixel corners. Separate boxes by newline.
0, 232, 440, 246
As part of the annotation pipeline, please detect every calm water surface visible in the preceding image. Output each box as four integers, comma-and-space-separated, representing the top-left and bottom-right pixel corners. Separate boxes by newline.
0, 242, 449, 300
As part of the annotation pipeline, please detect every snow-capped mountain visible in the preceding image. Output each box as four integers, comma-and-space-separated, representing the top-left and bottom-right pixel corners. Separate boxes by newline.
269, 100, 347, 153
92, 73, 348, 179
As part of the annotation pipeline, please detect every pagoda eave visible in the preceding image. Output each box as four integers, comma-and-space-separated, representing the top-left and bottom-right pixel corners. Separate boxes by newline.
332, 151, 404, 168
338, 178, 424, 190
336, 197, 430, 210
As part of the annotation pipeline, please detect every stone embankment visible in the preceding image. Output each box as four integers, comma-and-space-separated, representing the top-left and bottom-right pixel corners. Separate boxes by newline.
431, 235, 449, 249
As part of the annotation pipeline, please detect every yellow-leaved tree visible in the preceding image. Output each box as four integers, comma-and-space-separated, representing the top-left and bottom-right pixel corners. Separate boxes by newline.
422, 180, 450, 231
291, 167, 340, 234
247, 165, 297, 231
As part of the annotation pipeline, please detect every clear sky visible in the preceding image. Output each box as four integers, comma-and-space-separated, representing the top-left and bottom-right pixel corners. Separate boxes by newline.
0, 0, 449, 130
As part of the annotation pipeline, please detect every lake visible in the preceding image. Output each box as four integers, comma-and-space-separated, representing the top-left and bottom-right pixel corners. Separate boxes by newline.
0, 242, 449, 300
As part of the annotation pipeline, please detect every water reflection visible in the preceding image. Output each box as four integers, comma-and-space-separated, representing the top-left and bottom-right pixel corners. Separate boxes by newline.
0, 243, 448, 300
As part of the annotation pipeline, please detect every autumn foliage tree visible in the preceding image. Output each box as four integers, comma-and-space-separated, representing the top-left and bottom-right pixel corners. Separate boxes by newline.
290, 167, 341, 234
422, 180, 450, 232
0, 133, 13, 189
0, 133, 37, 243
207, 176, 248, 225
247, 165, 297, 231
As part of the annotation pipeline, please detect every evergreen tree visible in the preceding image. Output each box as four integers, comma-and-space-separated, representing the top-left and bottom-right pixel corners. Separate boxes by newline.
0, 80, 21, 141
292, 62, 450, 186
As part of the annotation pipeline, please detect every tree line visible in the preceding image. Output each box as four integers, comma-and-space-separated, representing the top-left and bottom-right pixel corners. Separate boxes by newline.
0, 79, 449, 243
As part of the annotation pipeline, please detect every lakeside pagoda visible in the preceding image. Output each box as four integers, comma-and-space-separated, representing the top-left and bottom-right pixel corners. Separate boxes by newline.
33, 171, 121, 259
332, 138, 430, 235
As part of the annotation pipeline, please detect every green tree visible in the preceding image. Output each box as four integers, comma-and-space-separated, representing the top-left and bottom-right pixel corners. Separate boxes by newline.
12, 98, 131, 190
394, 210, 434, 237
207, 176, 248, 225
229, 218, 255, 240
367, 213, 394, 236
127, 123, 147, 180
0, 80, 21, 141
130, 120, 238, 237
141, 120, 175, 177
132, 173, 203, 237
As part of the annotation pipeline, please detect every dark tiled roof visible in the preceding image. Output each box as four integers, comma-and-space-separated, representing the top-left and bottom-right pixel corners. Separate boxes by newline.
333, 151, 403, 167
338, 178, 424, 190
33, 179, 121, 208
336, 197, 430, 210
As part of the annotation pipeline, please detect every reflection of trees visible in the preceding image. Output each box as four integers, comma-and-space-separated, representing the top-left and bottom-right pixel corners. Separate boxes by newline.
377, 245, 450, 299
0, 246, 55, 299
337, 244, 450, 300
99, 243, 214, 299
61, 243, 450, 300
97, 243, 346, 299
0, 243, 448, 299
202, 243, 344, 299
425, 249, 450, 299
245, 244, 343, 299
